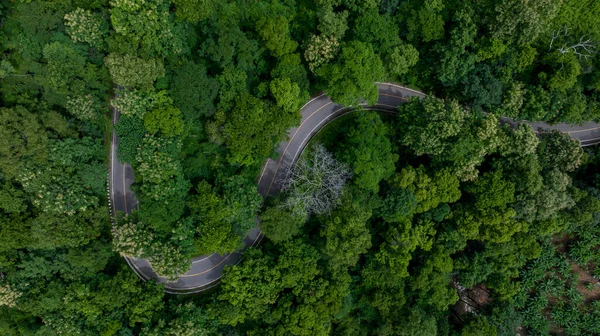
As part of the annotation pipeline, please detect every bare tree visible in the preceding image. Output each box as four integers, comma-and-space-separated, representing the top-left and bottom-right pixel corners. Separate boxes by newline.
281, 143, 351, 216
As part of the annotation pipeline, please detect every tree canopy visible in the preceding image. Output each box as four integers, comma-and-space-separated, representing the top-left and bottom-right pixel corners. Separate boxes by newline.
1, 0, 600, 334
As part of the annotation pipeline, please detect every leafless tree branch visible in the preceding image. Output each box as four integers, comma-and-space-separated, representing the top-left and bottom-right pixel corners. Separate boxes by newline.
281, 143, 351, 216
558, 36, 597, 60
549, 24, 570, 52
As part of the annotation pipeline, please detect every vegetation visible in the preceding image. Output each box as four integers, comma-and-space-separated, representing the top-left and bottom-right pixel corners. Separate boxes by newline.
0, 0, 599, 335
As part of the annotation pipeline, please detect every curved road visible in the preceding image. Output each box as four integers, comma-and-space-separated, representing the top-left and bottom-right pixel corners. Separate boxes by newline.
110, 83, 600, 294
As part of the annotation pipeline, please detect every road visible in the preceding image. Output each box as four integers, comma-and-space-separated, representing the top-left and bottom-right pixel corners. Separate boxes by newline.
109, 104, 262, 294
110, 83, 600, 294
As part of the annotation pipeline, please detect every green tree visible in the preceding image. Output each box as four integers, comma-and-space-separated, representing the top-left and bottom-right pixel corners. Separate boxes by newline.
409, 247, 458, 311
259, 200, 306, 243
187, 181, 247, 255
338, 112, 398, 192
134, 135, 187, 202
321, 190, 373, 268
216, 248, 283, 325
489, 0, 562, 45
199, 3, 263, 72
398, 97, 501, 180
115, 115, 146, 163
465, 170, 515, 212
216, 66, 247, 112
19, 137, 104, 216
398, 97, 466, 156
134, 135, 189, 230
42, 41, 105, 101
0, 106, 47, 178
112, 89, 152, 118
216, 240, 330, 332
377, 188, 418, 222
376, 217, 437, 279
435, 9, 478, 86
169, 60, 219, 120
542, 51, 582, 92
0, 182, 27, 214
317, 41, 385, 106
221, 175, 262, 236
271, 53, 310, 94
141, 302, 219, 335
353, 10, 402, 56
400, 0, 445, 42
537, 130, 583, 173
113, 213, 195, 280
394, 309, 438, 336
462, 316, 497, 336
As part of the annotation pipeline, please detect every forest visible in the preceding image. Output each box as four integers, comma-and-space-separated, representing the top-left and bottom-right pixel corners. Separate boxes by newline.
1, 0, 600, 335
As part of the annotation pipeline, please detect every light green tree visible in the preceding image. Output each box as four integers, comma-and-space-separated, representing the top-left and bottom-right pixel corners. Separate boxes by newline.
104, 53, 165, 89
304, 34, 339, 73
389, 44, 419, 76
111, 89, 152, 118
64, 8, 107, 48
143, 105, 184, 137
172, 0, 214, 23
270, 77, 306, 113
221, 93, 298, 165
66, 94, 98, 120
317, 7, 349, 38
109, 0, 186, 56
392, 165, 461, 213
256, 16, 298, 57
0, 283, 22, 308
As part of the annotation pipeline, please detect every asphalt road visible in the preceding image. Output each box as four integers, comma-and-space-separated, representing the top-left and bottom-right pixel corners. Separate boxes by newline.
111, 83, 600, 294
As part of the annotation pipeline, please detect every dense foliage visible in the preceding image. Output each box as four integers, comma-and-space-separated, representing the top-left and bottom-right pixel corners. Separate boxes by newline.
1, 0, 599, 335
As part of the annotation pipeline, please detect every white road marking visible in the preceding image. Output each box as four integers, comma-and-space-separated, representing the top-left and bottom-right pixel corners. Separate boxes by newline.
111, 109, 116, 216
192, 253, 216, 263
122, 163, 127, 214
300, 93, 326, 110
376, 82, 427, 96
257, 158, 274, 186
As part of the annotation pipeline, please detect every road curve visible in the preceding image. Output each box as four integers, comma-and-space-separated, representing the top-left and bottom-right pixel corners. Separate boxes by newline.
109, 104, 262, 294
110, 83, 600, 294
